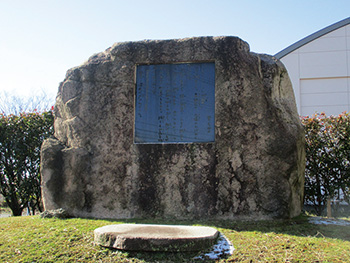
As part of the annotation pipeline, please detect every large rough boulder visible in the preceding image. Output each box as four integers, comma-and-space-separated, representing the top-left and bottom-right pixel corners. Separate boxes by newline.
41, 36, 305, 220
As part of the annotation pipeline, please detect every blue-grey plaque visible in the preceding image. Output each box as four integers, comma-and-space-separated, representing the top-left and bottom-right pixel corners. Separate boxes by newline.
135, 62, 215, 143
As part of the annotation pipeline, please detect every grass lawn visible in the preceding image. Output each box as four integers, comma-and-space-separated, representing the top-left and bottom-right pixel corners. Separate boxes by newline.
0, 214, 349, 262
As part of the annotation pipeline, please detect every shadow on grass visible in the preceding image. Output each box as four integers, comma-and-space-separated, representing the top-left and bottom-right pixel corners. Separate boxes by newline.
87, 213, 350, 242
120, 249, 206, 263
208, 214, 350, 242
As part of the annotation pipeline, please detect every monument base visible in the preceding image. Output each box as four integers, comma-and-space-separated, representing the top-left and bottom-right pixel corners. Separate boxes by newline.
94, 224, 219, 252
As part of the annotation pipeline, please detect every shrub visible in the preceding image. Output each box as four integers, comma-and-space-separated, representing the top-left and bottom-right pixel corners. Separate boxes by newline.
301, 112, 350, 215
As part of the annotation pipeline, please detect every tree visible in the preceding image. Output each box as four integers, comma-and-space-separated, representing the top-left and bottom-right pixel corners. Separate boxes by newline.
0, 109, 54, 216
0, 90, 55, 115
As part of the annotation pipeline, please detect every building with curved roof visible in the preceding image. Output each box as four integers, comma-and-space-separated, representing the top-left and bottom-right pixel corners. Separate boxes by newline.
275, 17, 350, 116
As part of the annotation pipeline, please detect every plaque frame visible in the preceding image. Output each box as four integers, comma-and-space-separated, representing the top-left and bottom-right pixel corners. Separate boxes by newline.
134, 61, 216, 144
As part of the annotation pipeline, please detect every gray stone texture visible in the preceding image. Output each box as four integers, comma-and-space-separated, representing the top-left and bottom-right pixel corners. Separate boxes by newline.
41, 36, 305, 220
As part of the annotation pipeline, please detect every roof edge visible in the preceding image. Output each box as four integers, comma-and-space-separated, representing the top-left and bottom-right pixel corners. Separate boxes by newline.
275, 17, 350, 59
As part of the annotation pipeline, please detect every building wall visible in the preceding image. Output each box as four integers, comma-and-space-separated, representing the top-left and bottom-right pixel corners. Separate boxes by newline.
279, 24, 350, 116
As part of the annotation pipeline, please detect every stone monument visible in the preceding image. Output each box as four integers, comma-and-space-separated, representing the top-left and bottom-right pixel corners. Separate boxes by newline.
41, 36, 305, 220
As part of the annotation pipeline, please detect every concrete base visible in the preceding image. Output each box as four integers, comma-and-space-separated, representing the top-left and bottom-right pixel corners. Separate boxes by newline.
94, 224, 219, 252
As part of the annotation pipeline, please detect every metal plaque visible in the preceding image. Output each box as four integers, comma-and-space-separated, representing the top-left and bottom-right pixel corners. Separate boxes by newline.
135, 62, 215, 143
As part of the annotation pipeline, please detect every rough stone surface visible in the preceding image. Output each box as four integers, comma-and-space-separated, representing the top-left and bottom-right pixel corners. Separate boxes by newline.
41, 36, 305, 220
40, 208, 71, 219
94, 224, 219, 252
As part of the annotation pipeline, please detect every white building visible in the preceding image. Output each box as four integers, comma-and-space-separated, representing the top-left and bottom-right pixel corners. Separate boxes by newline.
275, 17, 350, 117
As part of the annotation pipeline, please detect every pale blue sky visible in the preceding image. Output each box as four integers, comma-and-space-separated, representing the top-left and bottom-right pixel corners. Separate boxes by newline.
1, 0, 349, 98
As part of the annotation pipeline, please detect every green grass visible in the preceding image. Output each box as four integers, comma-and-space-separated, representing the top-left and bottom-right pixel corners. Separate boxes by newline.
0, 214, 349, 262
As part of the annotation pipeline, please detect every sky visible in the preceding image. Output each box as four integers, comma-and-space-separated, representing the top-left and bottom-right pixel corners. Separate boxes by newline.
0, 0, 349, 101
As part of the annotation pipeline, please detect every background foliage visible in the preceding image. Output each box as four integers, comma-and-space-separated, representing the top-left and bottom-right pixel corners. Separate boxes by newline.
301, 112, 350, 215
0, 109, 54, 216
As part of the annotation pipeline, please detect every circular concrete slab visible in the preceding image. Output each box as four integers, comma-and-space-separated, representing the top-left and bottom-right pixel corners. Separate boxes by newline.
94, 224, 219, 252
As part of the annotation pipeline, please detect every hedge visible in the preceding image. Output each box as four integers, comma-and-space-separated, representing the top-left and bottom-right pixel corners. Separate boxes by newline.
1, 108, 349, 217
301, 112, 350, 215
